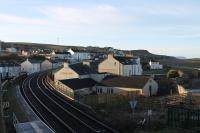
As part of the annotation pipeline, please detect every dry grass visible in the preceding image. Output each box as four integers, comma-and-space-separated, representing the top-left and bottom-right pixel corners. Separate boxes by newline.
90, 94, 198, 133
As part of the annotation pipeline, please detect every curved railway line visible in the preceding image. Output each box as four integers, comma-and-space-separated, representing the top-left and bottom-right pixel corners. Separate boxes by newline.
21, 73, 118, 133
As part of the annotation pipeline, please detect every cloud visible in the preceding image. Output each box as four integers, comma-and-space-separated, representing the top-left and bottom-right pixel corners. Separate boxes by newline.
134, 4, 200, 17
40, 5, 133, 26
0, 13, 47, 25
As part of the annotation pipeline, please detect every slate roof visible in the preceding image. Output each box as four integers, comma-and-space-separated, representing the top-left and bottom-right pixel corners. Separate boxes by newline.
99, 75, 150, 89
48, 60, 59, 63
59, 78, 97, 90
150, 59, 159, 62
114, 56, 138, 65
28, 59, 43, 64
0, 61, 20, 67
55, 52, 71, 55
38, 50, 52, 55
70, 63, 97, 75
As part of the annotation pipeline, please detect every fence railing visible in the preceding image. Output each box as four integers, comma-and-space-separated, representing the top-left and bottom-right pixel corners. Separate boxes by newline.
78, 93, 190, 110
46, 76, 74, 99
168, 106, 200, 129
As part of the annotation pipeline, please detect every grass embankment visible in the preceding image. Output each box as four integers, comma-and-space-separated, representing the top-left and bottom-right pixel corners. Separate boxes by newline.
173, 59, 200, 70
182, 60, 200, 68
2, 75, 27, 133
143, 68, 169, 75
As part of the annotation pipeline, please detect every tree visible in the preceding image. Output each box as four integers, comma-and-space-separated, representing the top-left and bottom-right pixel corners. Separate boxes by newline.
167, 69, 180, 79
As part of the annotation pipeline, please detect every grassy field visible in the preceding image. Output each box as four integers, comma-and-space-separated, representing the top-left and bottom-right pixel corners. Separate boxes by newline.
143, 68, 169, 75
174, 59, 200, 69
182, 61, 200, 68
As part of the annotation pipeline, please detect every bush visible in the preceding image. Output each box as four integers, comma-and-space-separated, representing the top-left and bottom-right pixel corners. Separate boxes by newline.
167, 69, 180, 79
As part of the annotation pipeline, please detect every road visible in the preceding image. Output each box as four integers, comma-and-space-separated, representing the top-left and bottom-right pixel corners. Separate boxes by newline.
21, 72, 118, 133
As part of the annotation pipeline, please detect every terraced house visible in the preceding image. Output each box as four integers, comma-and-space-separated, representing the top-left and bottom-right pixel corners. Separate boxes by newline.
0, 61, 21, 79
21, 59, 42, 74
98, 54, 143, 76
41, 59, 63, 71
54, 62, 107, 82
94, 75, 158, 97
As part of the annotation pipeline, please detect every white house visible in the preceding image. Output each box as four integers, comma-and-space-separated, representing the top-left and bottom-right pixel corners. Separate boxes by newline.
0, 61, 21, 79
41, 60, 53, 71
98, 54, 143, 76
41, 59, 63, 71
149, 60, 163, 70
6, 47, 17, 53
67, 48, 91, 61
94, 75, 158, 97
21, 59, 42, 74
54, 52, 71, 60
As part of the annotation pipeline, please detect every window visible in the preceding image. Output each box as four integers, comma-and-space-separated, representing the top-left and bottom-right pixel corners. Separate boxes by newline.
149, 85, 152, 96
111, 89, 113, 94
97, 88, 103, 94
129, 70, 132, 76
107, 88, 113, 94
100, 88, 102, 93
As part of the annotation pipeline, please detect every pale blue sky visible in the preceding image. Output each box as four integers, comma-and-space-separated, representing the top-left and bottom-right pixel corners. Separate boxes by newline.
0, 0, 200, 58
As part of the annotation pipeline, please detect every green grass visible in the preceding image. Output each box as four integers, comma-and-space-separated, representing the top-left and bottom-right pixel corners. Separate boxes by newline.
175, 60, 200, 69
143, 69, 169, 75
182, 62, 200, 68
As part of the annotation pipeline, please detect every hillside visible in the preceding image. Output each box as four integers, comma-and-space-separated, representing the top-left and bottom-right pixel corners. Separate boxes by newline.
0, 41, 186, 65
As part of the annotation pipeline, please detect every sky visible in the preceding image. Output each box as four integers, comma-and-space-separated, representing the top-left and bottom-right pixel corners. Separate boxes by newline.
0, 0, 200, 58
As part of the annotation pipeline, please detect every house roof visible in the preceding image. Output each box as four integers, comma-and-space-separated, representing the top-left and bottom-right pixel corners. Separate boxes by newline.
59, 78, 97, 90
150, 59, 159, 62
38, 50, 52, 55
99, 75, 150, 89
70, 63, 96, 75
55, 51, 71, 55
42, 59, 59, 64
46, 59, 59, 63
114, 56, 138, 65
29, 59, 43, 64
0, 61, 20, 67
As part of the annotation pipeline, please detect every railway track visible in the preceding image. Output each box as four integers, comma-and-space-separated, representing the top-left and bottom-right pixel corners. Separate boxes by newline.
21, 73, 118, 133
39, 73, 118, 133
21, 75, 73, 133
